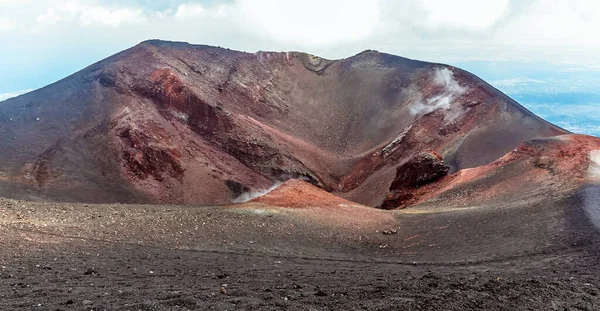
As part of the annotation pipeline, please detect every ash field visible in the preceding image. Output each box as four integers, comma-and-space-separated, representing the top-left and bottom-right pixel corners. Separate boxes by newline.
1, 41, 600, 310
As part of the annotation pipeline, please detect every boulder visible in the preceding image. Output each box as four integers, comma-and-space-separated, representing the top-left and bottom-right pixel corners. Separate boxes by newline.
379, 151, 449, 209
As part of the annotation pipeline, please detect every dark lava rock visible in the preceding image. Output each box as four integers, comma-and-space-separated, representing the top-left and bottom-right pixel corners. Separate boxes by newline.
83, 268, 97, 275
379, 151, 449, 210
315, 289, 328, 297
390, 151, 450, 189
225, 180, 249, 198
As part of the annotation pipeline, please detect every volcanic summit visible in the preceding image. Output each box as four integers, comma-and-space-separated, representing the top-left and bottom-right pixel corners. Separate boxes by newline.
0, 40, 571, 208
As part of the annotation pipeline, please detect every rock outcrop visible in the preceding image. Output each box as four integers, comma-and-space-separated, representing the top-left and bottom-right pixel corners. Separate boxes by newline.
378, 151, 450, 209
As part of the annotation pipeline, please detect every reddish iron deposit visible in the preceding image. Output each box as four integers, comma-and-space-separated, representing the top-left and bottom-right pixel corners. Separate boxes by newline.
3, 41, 600, 310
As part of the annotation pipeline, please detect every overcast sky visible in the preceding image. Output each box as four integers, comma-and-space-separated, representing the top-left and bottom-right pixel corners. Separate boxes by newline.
1, 0, 600, 97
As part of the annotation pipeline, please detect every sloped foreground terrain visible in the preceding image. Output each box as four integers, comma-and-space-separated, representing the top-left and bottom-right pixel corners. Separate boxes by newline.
3, 140, 600, 309
2, 41, 600, 310
2, 180, 600, 310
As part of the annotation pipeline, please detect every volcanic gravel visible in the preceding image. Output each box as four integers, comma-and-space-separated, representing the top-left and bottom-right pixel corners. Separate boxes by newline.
2, 191, 600, 310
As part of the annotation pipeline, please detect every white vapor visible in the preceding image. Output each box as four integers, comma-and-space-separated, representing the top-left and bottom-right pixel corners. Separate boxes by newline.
589, 150, 600, 180
582, 150, 600, 230
232, 182, 281, 203
409, 68, 468, 121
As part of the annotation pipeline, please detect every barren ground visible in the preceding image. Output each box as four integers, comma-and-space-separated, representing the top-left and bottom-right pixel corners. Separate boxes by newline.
2, 185, 600, 310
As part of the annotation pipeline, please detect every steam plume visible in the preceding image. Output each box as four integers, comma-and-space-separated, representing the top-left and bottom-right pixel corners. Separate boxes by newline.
232, 182, 282, 203
409, 67, 468, 121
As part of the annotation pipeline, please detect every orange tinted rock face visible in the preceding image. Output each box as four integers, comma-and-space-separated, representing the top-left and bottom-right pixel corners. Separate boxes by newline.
118, 126, 184, 181
389, 134, 600, 210
250, 179, 365, 209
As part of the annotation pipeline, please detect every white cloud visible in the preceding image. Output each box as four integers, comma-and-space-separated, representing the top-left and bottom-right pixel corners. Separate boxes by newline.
0, 89, 33, 102
174, 3, 229, 19
174, 3, 206, 19
3, 0, 600, 96
78, 6, 146, 27
491, 78, 546, 88
2, 0, 600, 59
35, 1, 146, 28
418, 0, 509, 32
496, 0, 600, 48
0, 0, 21, 7
0, 17, 15, 32
234, 0, 381, 46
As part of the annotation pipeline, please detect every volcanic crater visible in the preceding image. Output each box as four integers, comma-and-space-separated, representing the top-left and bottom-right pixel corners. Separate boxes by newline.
3, 41, 600, 310
0, 40, 570, 208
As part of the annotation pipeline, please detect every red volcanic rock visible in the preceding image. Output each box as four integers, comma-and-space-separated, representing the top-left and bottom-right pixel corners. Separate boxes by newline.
394, 134, 600, 210
0, 40, 568, 205
118, 126, 185, 181
250, 179, 365, 209
379, 151, 450, 209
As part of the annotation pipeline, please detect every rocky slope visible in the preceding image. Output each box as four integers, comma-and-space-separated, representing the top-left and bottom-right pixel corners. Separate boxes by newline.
0, 40, 568, 206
